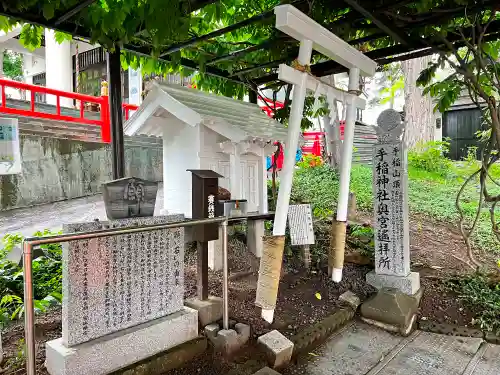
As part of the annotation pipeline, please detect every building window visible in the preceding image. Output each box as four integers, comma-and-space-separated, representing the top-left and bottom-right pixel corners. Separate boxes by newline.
76, 64, 106, 96
356, 108, 363, 122
32, 73, 46, 103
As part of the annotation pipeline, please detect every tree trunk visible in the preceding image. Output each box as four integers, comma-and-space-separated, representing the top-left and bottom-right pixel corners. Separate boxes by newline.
402, 56, 434, 148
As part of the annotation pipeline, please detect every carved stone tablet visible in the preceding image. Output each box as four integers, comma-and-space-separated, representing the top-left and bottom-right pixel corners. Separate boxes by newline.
101, 177, 158, 220
62, 214, 184, 346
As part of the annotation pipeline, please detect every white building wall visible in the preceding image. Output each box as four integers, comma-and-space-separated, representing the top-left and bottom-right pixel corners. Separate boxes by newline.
23, 54, 45, 83
162, 120, 201, 217
44, 29, 73, 106
70, 40, 96, 55
198, 125, 263, 212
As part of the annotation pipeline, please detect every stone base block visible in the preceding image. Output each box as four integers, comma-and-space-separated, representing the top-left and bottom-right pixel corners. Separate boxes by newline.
185, 296, 223, 327
45, 308, 198, 375
116, 337, 208, 375
366, 271, 420, 295
253, 367, 281, 375
338, 291, 361, 310
204, 322, 250, 355
360, 288, 421, 336
257, 330, 293, 369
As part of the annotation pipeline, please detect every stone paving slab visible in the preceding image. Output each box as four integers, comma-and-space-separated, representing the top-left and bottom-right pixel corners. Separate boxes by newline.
283, 321, 497, 375
372, 330, 483, 375
284, 322, 405, 375
465, 344, 500, 375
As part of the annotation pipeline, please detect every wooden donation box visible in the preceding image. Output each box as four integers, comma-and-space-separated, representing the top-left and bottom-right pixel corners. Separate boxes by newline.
188, 169, 223, 242
102, 177, 158, 220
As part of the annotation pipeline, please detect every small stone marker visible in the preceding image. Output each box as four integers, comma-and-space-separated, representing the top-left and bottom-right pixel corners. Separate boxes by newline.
339, 291, 361, 310
101, 177, 158, 220
367, 109, 419, 295
62, 215, 184, 346
257, 330, 294, 369
287, 204, 315, 246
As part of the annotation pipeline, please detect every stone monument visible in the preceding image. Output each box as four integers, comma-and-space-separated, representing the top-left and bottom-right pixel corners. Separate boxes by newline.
361, 109, 421, 336
45, 215, 198, 375
365, 109, 419, 295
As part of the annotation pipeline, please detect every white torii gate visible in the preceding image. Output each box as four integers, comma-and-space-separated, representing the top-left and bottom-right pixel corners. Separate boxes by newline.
257, 4, 377, 323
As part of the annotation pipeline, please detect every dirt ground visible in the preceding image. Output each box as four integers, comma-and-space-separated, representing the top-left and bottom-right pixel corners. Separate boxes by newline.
0, 216, 490, 375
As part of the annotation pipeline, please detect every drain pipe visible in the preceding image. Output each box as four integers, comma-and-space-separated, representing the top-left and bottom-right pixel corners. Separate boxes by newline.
330, 67, 360, 282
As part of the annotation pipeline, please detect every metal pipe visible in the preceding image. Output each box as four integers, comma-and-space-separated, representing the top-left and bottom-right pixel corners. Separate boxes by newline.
222, 219, 229, 330
22, 215, 228, 375
24, 217, 227, 245
106, 47, 125, 179
23, 242, 36, 375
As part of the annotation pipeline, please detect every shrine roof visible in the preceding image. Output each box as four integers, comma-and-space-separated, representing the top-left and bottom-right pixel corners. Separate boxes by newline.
123, 82, 287, 142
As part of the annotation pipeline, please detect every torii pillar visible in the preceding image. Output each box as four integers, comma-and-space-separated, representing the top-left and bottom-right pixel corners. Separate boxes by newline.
255, 4, 377, 323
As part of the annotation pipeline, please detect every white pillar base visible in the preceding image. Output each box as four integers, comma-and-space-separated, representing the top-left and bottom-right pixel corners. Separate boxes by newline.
331, 268, 343, 283
261, 309, 275, 323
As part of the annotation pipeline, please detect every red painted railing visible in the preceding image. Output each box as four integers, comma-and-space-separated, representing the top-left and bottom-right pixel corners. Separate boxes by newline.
123, 103, 139, 120
0, 78, 142, 144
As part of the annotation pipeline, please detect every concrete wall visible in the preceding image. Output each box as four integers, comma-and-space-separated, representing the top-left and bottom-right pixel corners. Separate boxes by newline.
0, 133, 162, 211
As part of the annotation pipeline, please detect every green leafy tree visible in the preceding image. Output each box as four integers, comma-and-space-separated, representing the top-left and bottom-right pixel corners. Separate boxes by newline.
369, 63, 404, 109
3, 51, 23, 80
417, 9, 500, 268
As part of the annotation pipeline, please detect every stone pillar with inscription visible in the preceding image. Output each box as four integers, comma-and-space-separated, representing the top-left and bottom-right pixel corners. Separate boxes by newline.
365, 109, 419, 295
361, 109, 421, 336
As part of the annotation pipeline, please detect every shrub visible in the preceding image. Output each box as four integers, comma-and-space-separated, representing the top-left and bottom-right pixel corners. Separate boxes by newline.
292, 164, 339, 218
297, 154, 323, 169
0, 230, 62, 326
408, 140, 453, 176
447, 273, 500, 334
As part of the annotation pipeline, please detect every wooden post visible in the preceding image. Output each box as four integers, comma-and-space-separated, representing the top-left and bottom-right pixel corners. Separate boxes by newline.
302, 244, 311, 269
197, 241, 209, 300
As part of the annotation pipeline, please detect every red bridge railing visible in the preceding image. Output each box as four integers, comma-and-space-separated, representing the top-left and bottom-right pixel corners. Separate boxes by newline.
123, 103, 139, 120
0, 78, 140, 144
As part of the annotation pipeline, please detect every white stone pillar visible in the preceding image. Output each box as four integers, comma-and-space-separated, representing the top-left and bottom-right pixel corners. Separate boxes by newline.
366, 109, 419, 295
207, 141, 242, 271
230, 144, 242, 198
128, 67, 142, 106
44, 29, 73, 107
208, 227, 223, 271
248, 143, 274, 259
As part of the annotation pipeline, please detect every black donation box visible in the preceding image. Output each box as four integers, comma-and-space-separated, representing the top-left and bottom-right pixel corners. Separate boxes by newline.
188, 169, 223, 242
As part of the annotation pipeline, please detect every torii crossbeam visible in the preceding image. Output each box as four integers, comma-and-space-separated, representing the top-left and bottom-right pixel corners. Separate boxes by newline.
255, 4, 377, 323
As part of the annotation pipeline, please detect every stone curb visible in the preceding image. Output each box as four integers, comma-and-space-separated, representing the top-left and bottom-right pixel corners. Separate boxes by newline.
417, 319, 500, 344
289, 308, 355, 357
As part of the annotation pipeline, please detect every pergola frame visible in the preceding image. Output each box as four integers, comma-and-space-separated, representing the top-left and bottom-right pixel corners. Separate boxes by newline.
0, 0, 497, 176
2, 0, 498, 85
